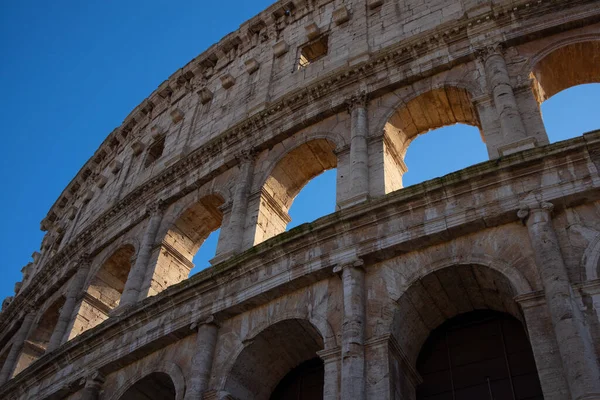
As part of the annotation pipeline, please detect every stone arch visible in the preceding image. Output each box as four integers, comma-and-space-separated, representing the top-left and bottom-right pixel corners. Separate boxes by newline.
395, 254, 534, 300
391, 264, 527, 369
67, 244, 137, 341
528, 35, 600, 102
108, 361, 186, 400
370, 66, 483, 141
220, 318, 325, 400
243, 311, 337, 351
250, 138, 338, 246
252, 131, 347, 193
12, 295, 66, 377
151, 189, 227, 282
581, 232, 600, 281
369, 81, 484, 192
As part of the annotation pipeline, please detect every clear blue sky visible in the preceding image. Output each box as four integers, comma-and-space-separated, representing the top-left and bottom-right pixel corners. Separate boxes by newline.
1, 1, 598, 299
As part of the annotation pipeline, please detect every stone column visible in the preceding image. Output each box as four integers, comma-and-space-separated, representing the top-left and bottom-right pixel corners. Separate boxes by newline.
519, 203, 600, 400
0, 312, 35, 385
317, 347, 341, 400
80, 371, 105, 400
213, 152, 255, 263
340, 93, 369, 209
47, 256, 91, 351
480, 44, 531, 156
119, 201, 165, 308
516, 292, 571, 400
335, 259, 366, 400
184, 316, 219, 400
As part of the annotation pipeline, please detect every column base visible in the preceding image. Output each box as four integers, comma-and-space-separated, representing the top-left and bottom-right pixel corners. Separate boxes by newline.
497, 137, 537, 156
338, 193, 369, 210
209, 251, 238, 266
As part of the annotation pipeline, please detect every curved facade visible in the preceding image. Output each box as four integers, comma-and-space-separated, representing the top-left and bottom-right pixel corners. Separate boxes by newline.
1, 0, 600, 399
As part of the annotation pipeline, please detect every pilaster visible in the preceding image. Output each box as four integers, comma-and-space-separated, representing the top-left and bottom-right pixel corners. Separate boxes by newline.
519, 203, 600, 400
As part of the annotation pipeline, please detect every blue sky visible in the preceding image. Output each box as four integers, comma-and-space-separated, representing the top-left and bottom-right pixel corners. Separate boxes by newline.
0, 2, 598, 300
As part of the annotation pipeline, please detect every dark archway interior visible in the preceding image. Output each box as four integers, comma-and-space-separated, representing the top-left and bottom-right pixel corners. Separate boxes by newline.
270, 357, 324, 400
119, 372, 176, 400
416, 310, 543, 400
225, 319, 324, 400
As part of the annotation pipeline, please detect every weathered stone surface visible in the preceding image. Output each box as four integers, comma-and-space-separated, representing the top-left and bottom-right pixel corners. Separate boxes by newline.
1, 0, 600, 399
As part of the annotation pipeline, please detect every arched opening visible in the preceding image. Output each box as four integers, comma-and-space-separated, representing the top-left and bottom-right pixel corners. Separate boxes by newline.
13, 296, 65, 377
531, 41, 600, 143
67, 245, 135, 340
224, 319, 325, 400
253, 139, 337, 245
416, 311, 543, 400
270, 357, 324, 400
159, 194, 224, 279
119, 372, 176, 400
391, 265, 542, 399
384, 87, 487, 189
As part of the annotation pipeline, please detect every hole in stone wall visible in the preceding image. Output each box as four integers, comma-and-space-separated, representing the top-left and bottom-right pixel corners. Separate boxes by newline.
254, 139, 337, 246
160, 195, 224, 281
297, 36, 329, 70
190, 228, 220, 276
13, 296, 66, 377
145, 136, 166, 168
402, 124, 487, 188
384, 87, 486, 191
540, 83, 600, 143
287, 169, 336, 231
67, 245, 135, 341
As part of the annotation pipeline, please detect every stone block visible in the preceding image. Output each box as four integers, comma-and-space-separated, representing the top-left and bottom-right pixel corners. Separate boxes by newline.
220, 74, 236, 90
305, 22, 320, 40
273, 41, 289, 58
244, 58, 260, 74
170, 108, 185, 124
198, 87, 214, 105
333, 6, 350, 25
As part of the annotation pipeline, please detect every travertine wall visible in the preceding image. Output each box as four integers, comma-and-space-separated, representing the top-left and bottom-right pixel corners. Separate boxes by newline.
1, 0, 600, 399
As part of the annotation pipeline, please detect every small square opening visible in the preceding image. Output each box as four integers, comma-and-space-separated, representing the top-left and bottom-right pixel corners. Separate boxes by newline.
144, 136, 165, 168
298, 35, 328, 70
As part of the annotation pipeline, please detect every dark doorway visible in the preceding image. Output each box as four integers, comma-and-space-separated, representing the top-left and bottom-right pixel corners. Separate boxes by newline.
416, 311, 543, 400
270, 357, 324, 400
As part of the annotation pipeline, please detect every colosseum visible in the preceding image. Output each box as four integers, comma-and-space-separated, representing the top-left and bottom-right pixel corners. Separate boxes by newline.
1, 0, 600, 399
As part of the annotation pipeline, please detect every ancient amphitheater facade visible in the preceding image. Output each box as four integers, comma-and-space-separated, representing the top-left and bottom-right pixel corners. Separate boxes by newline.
2, 0, 600, 399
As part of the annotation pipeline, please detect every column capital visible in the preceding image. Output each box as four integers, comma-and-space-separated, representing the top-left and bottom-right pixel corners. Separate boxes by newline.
333, 257, 365, 276
146, 199, 167, 216
190, 315, 220, 331
236, 148, 258, 163
316, 346, 341, 363
475, 42, 505, 62
78, 253, 93, 268
81, 370, 105, 390
345, 91, 368, 113
518, 202, 554, 224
